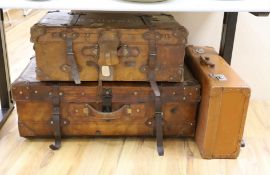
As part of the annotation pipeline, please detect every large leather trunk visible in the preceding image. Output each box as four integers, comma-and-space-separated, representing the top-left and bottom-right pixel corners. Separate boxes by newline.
12, 58, 200, 138
31, 11, 188, 83
185, 46, 251, 159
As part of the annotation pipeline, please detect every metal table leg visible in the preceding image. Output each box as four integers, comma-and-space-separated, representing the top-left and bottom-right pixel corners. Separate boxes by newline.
219, 12, 238, 65
0, 9, 14, 129
219, 12, 269, 65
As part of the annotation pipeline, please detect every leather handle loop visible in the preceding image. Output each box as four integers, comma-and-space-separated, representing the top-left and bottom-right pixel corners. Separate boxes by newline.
98, 31, 120, 66
84, 104, 131, 120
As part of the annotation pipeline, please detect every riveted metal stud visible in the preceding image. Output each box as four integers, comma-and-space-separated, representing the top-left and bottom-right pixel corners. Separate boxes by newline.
19, 91, 23, 95
172, 92, 176, 95
48, 92, 52, 96
134, 91, 138, 96
81, 92, 85, 96
59, 92, 63, 96
136, 109, 140, 113
34, 90, 38, 94
182, 97, 186, 101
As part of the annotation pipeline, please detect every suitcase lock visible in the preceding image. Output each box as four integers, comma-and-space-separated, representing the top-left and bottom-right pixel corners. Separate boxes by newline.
102, 88, 112, 113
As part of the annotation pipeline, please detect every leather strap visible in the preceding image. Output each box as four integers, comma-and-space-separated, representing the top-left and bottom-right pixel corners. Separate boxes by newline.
49, 85, 62, 150
66, 37, 81, 84
151, 74, 164, 156
142, 15, 164, 156
49, 112, 61, 150
155, 96, 164, 156
66, 13, 81, 84
86, 62, 102, 105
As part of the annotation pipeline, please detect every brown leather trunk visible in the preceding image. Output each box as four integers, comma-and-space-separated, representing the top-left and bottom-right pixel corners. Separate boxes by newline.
12, 58, 200, 138
185, 46, 251, 159
31, 11, 188, 83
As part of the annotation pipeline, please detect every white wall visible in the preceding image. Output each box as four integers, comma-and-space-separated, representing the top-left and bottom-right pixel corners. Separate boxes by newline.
232, 13, 270, 100
172, 12, 270, 100
172, 12, 223, 51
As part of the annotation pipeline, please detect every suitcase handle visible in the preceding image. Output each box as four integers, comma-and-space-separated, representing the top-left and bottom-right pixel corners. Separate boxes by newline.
200, 56, 215, 68
84, 104, 131, 120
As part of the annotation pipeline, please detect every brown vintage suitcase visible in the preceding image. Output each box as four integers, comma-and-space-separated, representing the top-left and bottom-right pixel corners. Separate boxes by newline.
12, 58, 200, 155
31, 11, 188, 84
185, 46, 251, 159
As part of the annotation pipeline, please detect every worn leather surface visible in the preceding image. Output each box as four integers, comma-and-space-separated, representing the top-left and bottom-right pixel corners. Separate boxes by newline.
185, 45, 251, 159
31, 11, 188, 82
12, 59, 200, 137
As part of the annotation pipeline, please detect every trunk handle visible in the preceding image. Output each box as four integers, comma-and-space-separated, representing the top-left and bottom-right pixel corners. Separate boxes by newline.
84, 104, 131, 120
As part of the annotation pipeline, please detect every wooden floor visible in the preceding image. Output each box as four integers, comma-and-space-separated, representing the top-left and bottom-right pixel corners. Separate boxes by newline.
1, 101, 270, 175
1, 10, 270, 175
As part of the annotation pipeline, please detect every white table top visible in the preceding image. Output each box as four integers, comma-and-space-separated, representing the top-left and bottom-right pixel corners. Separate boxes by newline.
0, 0, 270, 12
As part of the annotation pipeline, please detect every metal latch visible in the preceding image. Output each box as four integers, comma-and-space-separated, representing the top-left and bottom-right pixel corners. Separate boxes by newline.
102, 88, 112, 112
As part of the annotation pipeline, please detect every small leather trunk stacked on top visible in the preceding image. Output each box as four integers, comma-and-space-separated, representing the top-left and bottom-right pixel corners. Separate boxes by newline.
11, 11, 250, 159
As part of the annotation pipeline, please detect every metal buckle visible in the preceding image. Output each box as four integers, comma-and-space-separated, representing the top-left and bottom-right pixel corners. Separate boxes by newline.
155, 112, 163, 116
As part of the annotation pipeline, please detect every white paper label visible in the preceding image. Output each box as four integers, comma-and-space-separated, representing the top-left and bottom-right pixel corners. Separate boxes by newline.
209, 74, 227, 81
101, 66, 111, 77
